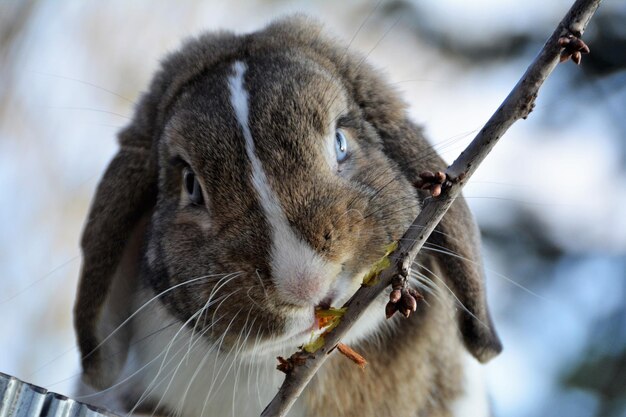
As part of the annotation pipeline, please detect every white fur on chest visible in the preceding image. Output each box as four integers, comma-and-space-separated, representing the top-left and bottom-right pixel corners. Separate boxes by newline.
114, 292, 306, 417
80, 290, 489, 417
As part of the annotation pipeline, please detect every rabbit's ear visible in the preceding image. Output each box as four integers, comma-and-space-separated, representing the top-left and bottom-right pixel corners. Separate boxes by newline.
426, 197, 503, 362
359, 101, 502, 361
73, 31, 240, 389
74, 92, 159, 389
360, 99, 502, 362
330, 51, 503, 362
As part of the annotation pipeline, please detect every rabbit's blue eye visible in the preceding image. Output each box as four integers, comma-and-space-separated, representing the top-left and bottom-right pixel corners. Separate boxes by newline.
335, 130, 348, 163
183, 168, 204, 206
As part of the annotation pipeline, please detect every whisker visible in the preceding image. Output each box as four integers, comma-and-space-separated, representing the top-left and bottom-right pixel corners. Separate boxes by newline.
409, 271, 442, 304
326, 15, 402, 125
173, 309, 233, 416
49, 320, 179, 392
81, 273, 235, 364
421, 243, 548, 301
32, 71, 135, 103
249, 325, 265, 406
149, 311, 232, 417
418, 262, 489, 330
319, 0, 383, 117
128, 286, 245, 417
187, 290, 238, 364
231, 313, 257, 417
200, 310, 244, 417
46, 106, 131, 119
127, 308, 210, 415
254, 269, 269, 301
188, 273, 244, 356
2, 255, 80, 305
128, 307, 230, 417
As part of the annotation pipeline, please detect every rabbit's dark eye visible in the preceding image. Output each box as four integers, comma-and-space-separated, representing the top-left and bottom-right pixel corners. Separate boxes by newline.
335, 129, 349, 163
183, 168, 204, 205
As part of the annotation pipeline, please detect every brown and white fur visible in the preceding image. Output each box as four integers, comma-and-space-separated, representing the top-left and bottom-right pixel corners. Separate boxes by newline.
74, 16, 502, 417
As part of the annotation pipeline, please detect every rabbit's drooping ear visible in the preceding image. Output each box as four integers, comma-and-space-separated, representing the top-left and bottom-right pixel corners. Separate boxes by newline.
73, 91, 159, 389
427, 198, 503, 362
369, 113, 502, 363
74, 31, 242, 389
342, 65, 503, 362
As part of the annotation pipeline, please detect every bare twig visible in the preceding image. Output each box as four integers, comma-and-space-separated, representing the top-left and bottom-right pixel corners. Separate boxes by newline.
261, 1, 602, 416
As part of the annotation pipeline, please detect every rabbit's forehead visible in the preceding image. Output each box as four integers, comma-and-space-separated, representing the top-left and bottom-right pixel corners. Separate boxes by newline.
168, 54, 350, 173
245, 52, 349, 130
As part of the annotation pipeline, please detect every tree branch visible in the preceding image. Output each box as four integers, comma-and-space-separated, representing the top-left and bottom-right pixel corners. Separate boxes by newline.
261, 1, 602, 416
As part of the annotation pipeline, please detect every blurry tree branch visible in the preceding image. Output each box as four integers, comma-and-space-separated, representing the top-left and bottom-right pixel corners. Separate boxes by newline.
0, 0, 38, 121
261, 0, 602, 416
385, 0, 625, 76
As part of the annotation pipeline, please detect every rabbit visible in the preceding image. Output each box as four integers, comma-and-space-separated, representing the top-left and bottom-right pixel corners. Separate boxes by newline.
73, 15, 502, 417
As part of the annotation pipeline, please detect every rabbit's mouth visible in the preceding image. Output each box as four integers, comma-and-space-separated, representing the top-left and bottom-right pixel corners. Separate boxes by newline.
232, 309, 319, 359
245, 291, 349, 357
243, 289, 387, 359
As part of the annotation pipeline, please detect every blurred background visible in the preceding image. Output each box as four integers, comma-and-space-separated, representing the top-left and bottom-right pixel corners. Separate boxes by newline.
0, 1, 624, 416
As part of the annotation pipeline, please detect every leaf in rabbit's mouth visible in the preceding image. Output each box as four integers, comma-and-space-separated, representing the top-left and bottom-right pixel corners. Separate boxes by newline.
302, 306, 346, 353
298, 243, 400, 356
291, 306, 367, 370
314, 306, 346, 329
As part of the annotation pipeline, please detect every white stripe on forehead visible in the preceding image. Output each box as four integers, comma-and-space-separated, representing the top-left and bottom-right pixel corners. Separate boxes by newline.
228, 61, 275, 212
227, 61, 339, 307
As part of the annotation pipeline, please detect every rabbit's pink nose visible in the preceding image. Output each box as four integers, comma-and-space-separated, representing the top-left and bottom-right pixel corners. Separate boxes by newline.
270, 228, 342, 307
276, 271, 329, 307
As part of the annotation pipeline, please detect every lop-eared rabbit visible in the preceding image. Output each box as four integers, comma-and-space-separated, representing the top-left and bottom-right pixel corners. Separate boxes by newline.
74, 16, 501, 417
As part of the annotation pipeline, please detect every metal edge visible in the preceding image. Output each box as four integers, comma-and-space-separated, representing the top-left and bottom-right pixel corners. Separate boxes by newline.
0, 372, 118, 417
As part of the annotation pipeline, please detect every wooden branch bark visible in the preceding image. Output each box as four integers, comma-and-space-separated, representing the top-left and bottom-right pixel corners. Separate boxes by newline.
261, 1, 602, 416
